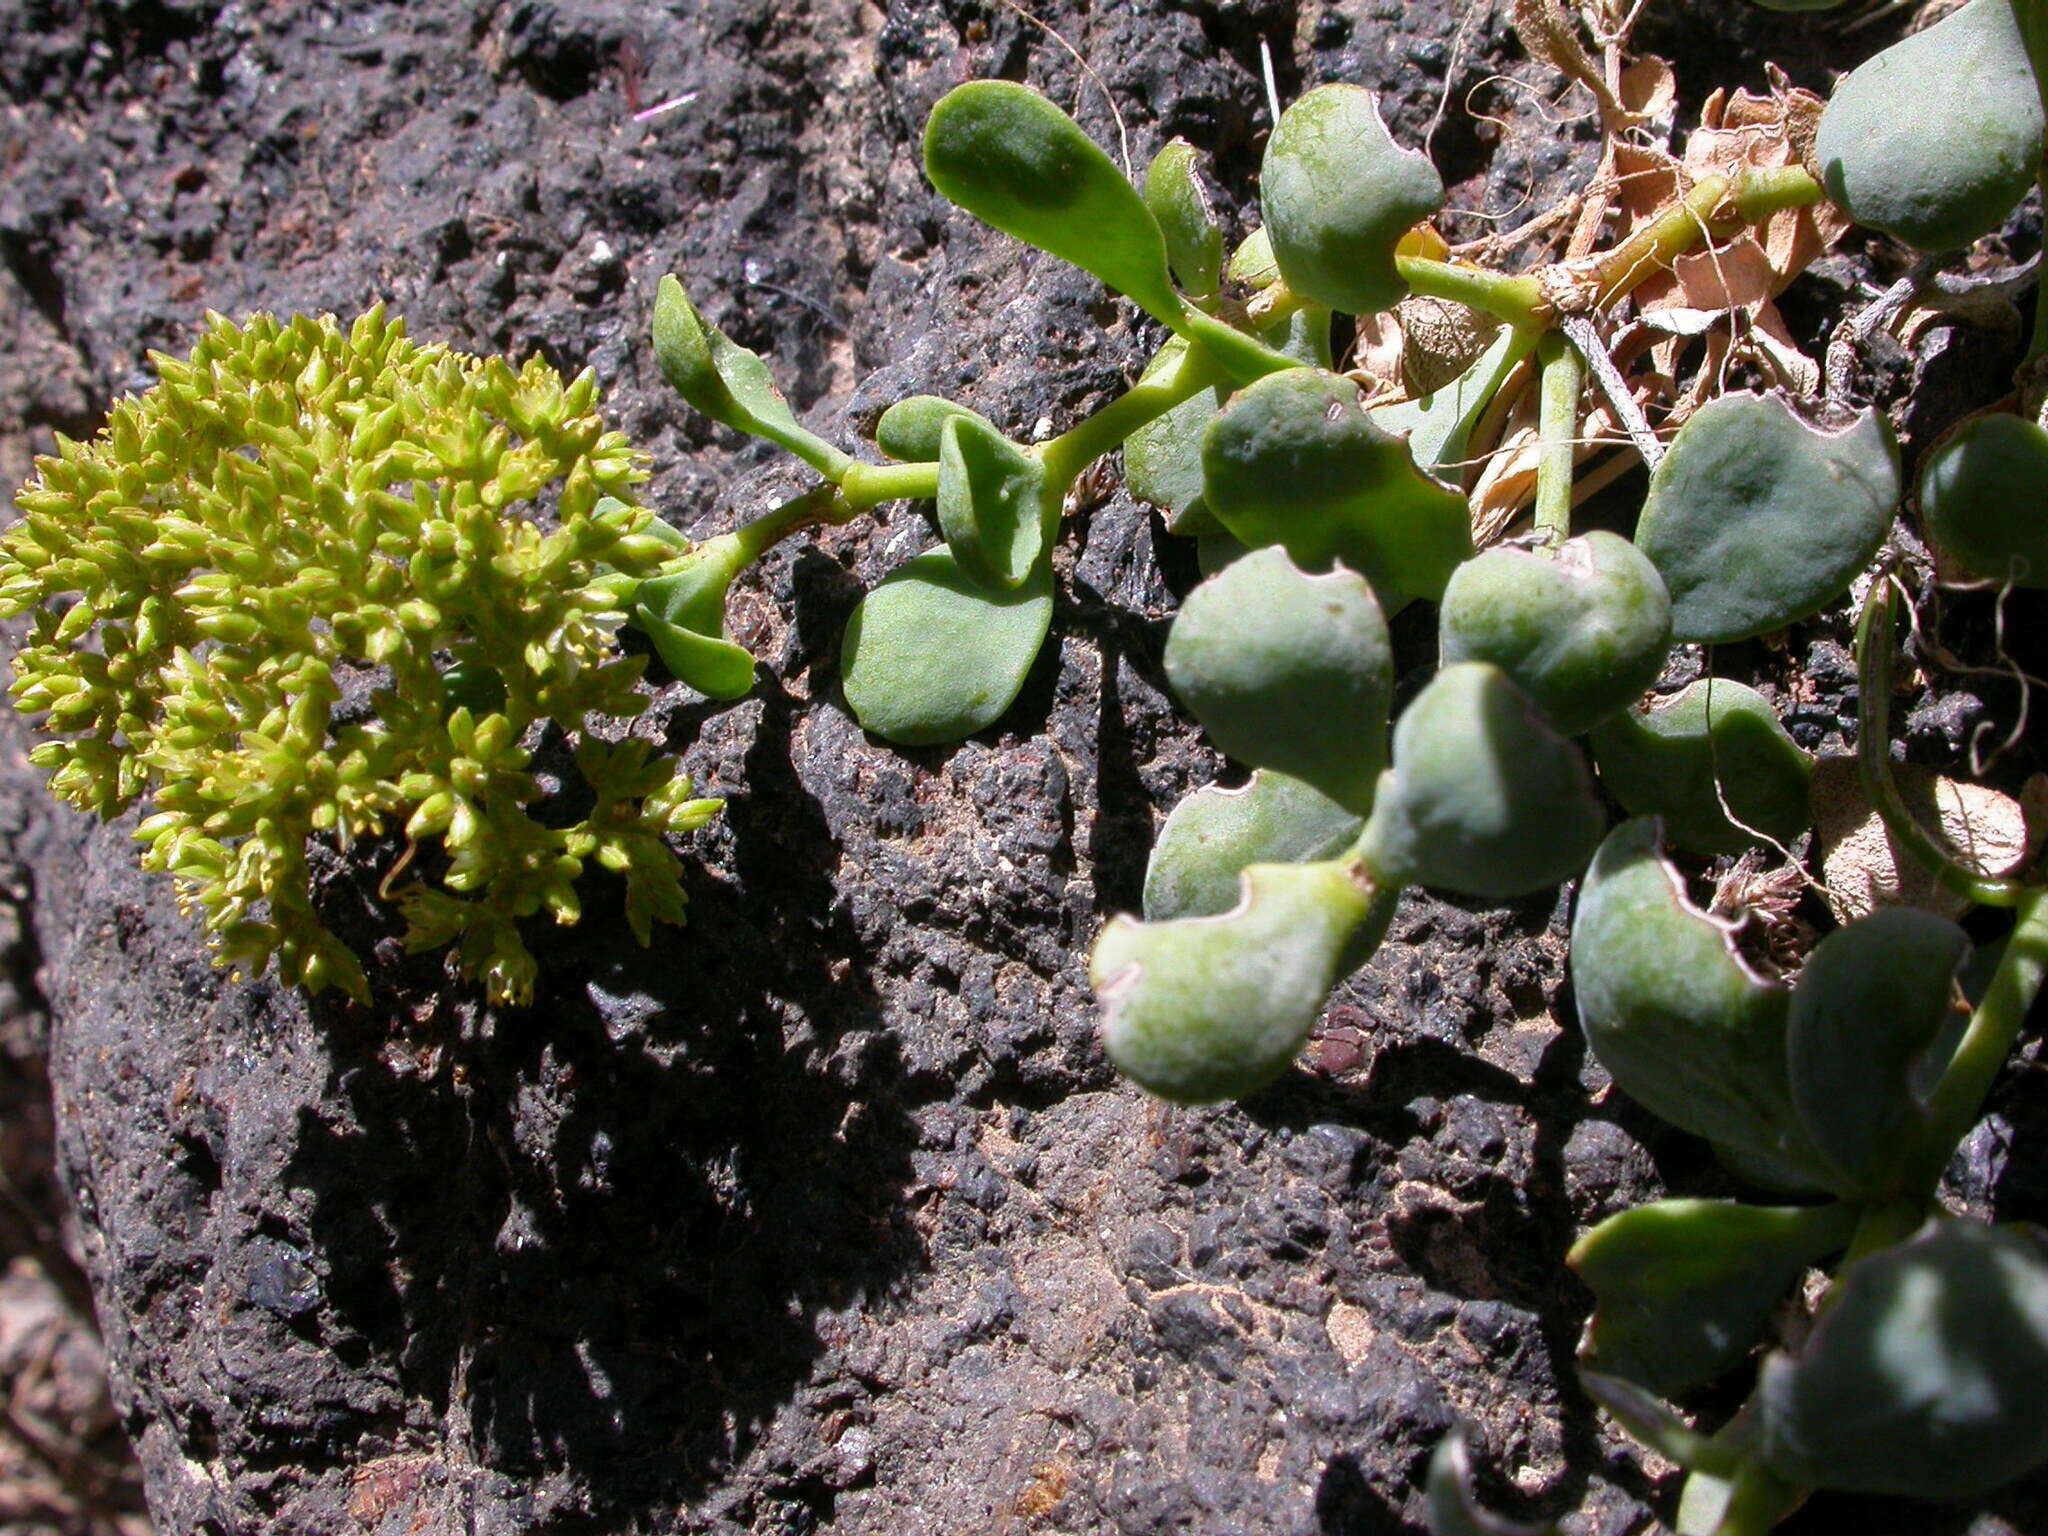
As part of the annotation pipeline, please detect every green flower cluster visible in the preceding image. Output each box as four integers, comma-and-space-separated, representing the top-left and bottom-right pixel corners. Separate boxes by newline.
0, 308, 721, 1006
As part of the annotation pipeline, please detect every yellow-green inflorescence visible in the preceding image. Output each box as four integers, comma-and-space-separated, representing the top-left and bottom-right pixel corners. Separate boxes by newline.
0, 307, 722, 1007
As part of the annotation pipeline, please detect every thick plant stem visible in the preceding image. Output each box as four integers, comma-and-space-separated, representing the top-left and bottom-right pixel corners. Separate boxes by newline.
1590, 166, 1825, 311
1395, 256, 1547, 329
1910, 885, 2048, 1195
1854, 580, 2028, 908
1036, 341, 1228, 490
840, 460, 941, 510
722, 483, 857, 565
1533, 332, 1582, 545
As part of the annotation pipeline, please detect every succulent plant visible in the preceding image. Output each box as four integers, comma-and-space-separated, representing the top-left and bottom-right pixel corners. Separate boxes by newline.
1, 309, 718, 1005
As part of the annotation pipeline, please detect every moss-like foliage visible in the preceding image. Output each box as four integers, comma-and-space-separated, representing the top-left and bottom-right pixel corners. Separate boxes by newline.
0, 309, 720, 1006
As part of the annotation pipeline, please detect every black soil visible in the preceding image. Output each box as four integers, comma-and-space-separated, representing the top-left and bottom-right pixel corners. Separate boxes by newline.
0, 2, 2043, 1534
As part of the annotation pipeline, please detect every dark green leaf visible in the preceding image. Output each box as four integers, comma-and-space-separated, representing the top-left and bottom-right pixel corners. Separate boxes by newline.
1093, 859, 1389, 1103
936, 414, 1050, 590
1589, 677, 1813, 856
923, 81, 1183, 325
1759, 1219, 2048, 1498
1144, 138, 1225, 299
1355, 662, 1604, 898
1571, 1199, 1856, 1396
1144, 769, 1364, 922
1919, 413, 2048, 588
1571, 820, 1833, 1192
1787, 909, 1970, 1198
1262, 85, 1445, 316
1163, 546, 1393, 814
840, 548, 1053, 745
1816, 0, 2044, 251
1202, 368, 1473, 605
1635, 393, 1898, 644
632, 543, 758, 701
1439, 531, 1672, 737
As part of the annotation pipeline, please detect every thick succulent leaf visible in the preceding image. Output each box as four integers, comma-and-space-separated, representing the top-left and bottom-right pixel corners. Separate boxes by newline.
652, 275, 847, 477
1439, 532, 1672, 737
1093, 859, 1389, 1103
1635, 393, 1899, 643
1919, 413, 2048, 588
1572, 820, 1832, 1192
1787, 909, 1970, 1198
1758, 1219, 2048, 1499
1202, 368, 1473, 604
1144, 139, 1225, 300
1125, 339, 1229, 535
1571, 1199, 1857, 1396
1163, 546, 1393, 814
1196, 529, 1252, 577
631, 543, 757, 701
1143, 769, 1364, 922
923, 81, 1182, 325
1371, 324, 1533, 482
936, 414, 1051, 590
840, 548, 1053, 746
1816, 0, 2045, 251
1355, 662, 1604, 899
1590, 678, 1813, 856
876, 395, 995, 464
1261, 85, 1445, 316
1424, 1428, 1559, 1536
1228, 227, 1279, 290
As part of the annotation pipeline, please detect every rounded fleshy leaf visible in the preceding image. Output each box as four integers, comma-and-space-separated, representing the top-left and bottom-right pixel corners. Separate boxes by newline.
840, 548, 1053, 746
1590, 678, 1813, 856
1571, 820, 1830, 1192
1261, 85, 1445, 316
1144, 138, 1225, 300
1439, 532, 1672, 737
1919, 413, 2048, 588
1355, 662, 1604, 899
1758, 1219, 2048, 1499
1143, 769, 1364, 922
923, 81, 1181, 324
1163, 546, 1393, 815
937, 413, 1050, 590
1570, 1199, 1857, 1397
1816, 0, 2045, 252
876, 395, 995, 464
1202, 368, 1473, 604
632, 539, 757, 700
1787, 908, 1970, 1198
1093, 860, 1388, 1103
652, 275, 849, 478
1635, 393, 1899, 644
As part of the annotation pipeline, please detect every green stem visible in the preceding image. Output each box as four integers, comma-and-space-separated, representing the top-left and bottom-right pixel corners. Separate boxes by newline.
1533, 332, 1583, 545
1728, 164, 1828, 226
1395, 255, 1547, 329
1910, 885, 2048, 1194
1036, 342, 1227, 490
722, 482, 857, 566
1839, 1197, 1927, 1274
1707, 1464, 1807, 1536
839, 460, 941, 509
1591, 166, 1824, 311
1854, 580, 2029, 908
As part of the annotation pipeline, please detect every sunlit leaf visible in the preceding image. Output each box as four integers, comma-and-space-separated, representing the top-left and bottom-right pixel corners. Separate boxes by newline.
1144, 769, 1364, 922
1635, 392, 1898, 644
840, 548, 1053, 746
632, 539, 758, 700
876, 395, 995, 464
1163, 546, 1392, 814
1093, 859, 1389, 1103
937, 414, 1051, 590
1816, 0, 2045, 251
1355, 662, 1604, 898
1439, 531, 1672, 737
1144, 138, 1225, 299
1590, 677, 1814, 856
1203, 368, 1473, 605
1262, 84, 1445, 316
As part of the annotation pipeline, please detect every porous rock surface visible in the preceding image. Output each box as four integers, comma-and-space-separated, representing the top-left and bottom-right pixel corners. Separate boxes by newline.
0, 3, 2043, 1535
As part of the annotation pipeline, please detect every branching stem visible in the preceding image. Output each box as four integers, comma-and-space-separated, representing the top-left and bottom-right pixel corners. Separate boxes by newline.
1534, 332, 1583, 545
